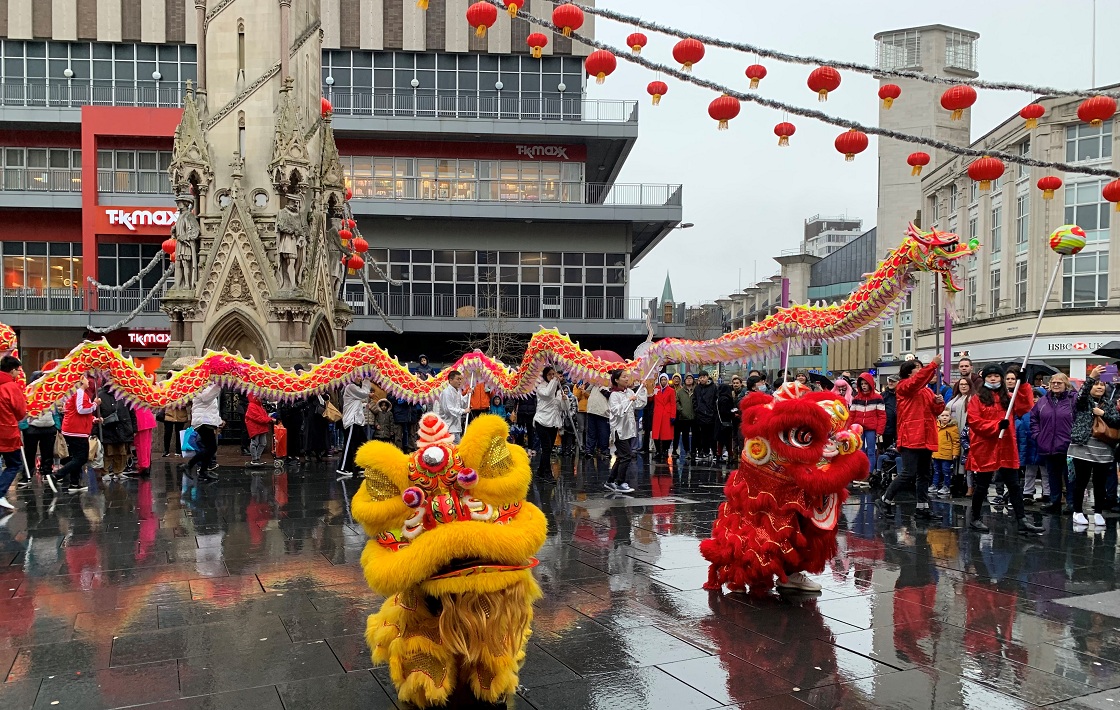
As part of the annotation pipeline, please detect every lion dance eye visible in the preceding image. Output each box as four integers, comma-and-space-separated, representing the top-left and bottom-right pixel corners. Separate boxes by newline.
780, 427, 813, 448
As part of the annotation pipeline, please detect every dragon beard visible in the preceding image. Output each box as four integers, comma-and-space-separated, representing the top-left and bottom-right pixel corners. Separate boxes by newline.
368, 576, 541, 706
701, 467, 847, 596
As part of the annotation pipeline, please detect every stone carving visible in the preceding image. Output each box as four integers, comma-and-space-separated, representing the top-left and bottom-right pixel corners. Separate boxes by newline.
216, 261, 249, 310
268, 77, 311, 193
168, 82, 214, 197
198, 201, 273, 313
276, 193, 309, 292
172, 195, 202, 291
325, 212, 347, 299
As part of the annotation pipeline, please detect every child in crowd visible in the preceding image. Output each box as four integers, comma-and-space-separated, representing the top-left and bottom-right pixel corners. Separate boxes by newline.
489, 395, 509, 422
930, 410, 959, 497
372, 399, 395, 442
244, 394, 277, 467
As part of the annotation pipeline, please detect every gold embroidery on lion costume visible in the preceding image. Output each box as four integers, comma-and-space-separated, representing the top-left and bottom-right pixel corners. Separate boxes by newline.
352, 412, 547, 707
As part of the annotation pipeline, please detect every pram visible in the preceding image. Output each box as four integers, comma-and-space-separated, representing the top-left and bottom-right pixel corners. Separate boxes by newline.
870, 445, 898, 489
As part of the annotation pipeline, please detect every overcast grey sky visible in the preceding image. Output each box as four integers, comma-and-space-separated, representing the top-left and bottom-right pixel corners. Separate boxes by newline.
586, 0, 1120, 304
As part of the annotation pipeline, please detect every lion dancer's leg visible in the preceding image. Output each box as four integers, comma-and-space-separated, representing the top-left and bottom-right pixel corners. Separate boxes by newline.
441, 575, 542, 704
367, 588, 457, 707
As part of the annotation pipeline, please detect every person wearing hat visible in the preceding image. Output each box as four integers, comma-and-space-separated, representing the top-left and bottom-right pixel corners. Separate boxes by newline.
965, 364, 1042, 534
171, 194, 200, 290
880, 355, 944, 519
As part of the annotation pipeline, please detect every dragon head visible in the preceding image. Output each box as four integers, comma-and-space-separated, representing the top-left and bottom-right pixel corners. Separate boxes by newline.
904, 222, 978, 294
351, 413, 547, 598
739, 382, 869, 530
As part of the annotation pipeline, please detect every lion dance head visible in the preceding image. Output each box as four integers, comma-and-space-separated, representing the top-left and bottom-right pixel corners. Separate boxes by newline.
352, 413, 547, 707
700, 382, 869, 595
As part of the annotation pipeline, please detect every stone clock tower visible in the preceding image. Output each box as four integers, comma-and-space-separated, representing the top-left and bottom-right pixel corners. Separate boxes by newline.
161, 0, 351, 367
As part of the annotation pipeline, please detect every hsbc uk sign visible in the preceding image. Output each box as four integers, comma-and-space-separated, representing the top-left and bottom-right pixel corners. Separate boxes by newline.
105, 208, 179, 231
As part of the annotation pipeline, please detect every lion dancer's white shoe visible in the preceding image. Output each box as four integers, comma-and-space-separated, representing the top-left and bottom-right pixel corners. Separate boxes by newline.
775, 571, 823, 592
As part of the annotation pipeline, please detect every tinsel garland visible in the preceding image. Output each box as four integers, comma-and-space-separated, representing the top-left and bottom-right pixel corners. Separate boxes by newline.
86, 251, 165, 291
86, 272, 168, 334
501, 2, 1119, 180
360, 267, 404, 334
563, 1, 1120, 100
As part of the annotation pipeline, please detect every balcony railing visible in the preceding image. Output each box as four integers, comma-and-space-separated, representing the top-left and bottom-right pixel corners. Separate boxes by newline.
324, 91, 637, 123
96, 170, 173, 194
348, 179, 682, 207
0, 168, 82, 192
343, 293, 666, 322
0, 286, 166, 314
0, 81, 186, 109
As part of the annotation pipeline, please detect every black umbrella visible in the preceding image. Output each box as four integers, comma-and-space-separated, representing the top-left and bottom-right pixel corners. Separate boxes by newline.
1000, 360, 1059, 385
807, 372, 834, 390
1092, 341, 1120, 360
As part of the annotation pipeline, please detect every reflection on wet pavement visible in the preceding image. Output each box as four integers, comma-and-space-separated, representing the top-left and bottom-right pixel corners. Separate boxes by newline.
1, 452, 1118, 709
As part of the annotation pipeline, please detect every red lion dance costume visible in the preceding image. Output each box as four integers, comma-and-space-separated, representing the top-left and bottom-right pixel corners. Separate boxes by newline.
701, 382, 869, 595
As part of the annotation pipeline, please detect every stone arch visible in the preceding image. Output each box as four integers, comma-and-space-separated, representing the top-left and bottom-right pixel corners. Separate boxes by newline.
205, 309, 270, 363
310, 317, 334, 361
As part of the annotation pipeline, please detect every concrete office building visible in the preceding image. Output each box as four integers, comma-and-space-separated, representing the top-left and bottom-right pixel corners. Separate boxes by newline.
802, 214, 862, 258
913, 88, 1119, 378
0, 0, 684, 371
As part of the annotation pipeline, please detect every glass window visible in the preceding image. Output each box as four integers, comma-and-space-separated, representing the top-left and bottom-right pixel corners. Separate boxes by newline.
966, 275, 977, 317
1017, 139, 1030, 179
900, 328, 912, 353
949, 183, 958, 212
1062, 250, 1109, 308
1065, 179, 1112, 243
970, 178, 979, 203
990, 268, 1001, 314
881, 329, 893, 355
1015, 260, 1028, 312
1066, 121, 1113, 163
1015, 194, 1029, 253
990, 205, 1002, 258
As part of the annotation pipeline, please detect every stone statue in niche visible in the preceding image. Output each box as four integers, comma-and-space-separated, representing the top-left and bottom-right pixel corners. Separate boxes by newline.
171, 194, 201, 290
276, 192, 309, 291
325, 211, 347, 299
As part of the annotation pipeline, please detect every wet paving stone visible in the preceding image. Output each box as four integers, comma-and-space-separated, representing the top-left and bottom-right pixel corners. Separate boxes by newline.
0, 455, 1115, 708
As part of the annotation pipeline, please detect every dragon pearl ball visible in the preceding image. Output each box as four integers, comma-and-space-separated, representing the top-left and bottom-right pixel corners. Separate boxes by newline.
1049, 224, 1087, 256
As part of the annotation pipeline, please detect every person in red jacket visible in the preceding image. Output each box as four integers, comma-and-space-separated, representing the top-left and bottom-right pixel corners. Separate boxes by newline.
966, 365, 1042, 534
0, 355, 27, 512
849, 373, 885, 473
880, 355, 944, 519
244, 395, 277, 467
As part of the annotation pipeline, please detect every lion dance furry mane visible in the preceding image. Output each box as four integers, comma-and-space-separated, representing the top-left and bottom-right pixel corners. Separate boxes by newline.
701, 382, 869, 596
351, 413, 547, 707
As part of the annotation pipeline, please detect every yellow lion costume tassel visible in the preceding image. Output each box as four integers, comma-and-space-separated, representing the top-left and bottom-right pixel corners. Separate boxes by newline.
352, 413, 547, 707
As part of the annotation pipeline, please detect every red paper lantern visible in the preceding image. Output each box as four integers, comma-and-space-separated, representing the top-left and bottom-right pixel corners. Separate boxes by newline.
673, 38, 705, 72
417, 0, 429, 10
1077, 96, 1117, 126
834, 129, 868, 161
1036, 175, 1063, 200
773, 122, 795, 147
708, 95, 740, 130
907, 151, 931, 176
967, 156, 1005, 191
1019, 103, 1045, 130
352, 237, 369, 253
526, 32, 548, 58
347, 218, 356, 229
161, 238, 176, 255
627, 32, 648, 54
1104, 179, 1120, 212
320, 97, 332, 117
940, 85, 977, 120
647, 80, 668, 106
807, 66, 841, 101
339, 228, 352, 240
503, 0, 523, 16
585, 50, 616, 85
347, 254, 365, 271
466, 1, 498, 37
745, 64, 767, 89
345, 187, 353, 200
552, 3, 584, 36
878, 84, 901, 109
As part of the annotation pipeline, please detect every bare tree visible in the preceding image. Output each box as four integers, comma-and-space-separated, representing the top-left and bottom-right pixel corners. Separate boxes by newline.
451, 278, 529, 363
685, 303, 724, 341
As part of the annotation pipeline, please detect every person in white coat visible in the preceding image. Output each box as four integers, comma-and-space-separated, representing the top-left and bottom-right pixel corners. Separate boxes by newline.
606, 369, 651, 493
338, 379, 371, 477
437, 370, 470, 443
188, 383, 222, 481
533, 367, 566, 475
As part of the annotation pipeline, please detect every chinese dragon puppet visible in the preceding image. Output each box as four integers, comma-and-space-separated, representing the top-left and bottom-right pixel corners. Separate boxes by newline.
351, 413, 546, 707
700, 382, 870, 595
13, 224, 974, 415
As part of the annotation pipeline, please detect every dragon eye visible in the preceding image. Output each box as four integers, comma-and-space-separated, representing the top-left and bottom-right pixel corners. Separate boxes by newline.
780, 427, 813, 448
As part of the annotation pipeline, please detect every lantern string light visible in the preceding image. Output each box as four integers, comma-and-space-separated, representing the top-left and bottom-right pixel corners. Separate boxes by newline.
86, 276, 168, 334
86, 251, 167, 291
497, 1, 1119, 179
559, 1, 1120, 100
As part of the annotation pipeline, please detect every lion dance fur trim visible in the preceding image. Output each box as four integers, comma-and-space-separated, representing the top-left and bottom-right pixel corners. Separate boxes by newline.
351, 414, 546, 707
700, 383, 869, 596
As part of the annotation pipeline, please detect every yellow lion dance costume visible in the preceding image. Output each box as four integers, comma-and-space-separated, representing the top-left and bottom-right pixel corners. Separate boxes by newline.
351, 412, 547, 707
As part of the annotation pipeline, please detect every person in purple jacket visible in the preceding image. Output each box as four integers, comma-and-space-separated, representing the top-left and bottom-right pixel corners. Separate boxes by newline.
1030, 373, 1076, 514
